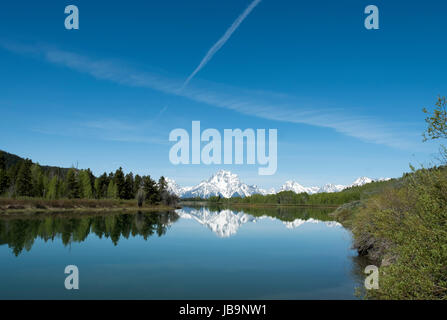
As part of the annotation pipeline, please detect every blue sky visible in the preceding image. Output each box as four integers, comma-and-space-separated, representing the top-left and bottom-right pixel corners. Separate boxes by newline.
0, 0, 446, 188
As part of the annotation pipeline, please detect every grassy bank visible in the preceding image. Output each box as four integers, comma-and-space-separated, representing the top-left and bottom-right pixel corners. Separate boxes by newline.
0, 197, 177, 215
331, 166, 447, 300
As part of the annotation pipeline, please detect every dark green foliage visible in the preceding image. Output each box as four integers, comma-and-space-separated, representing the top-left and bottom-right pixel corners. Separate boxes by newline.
158, 176, 167, 193
0, 151, 177, 205
134, 175, 142, 192
0, 154, 9, 195
123, 173, 135, 200
114, 167, 126, 199
16, 159, 33, 197
94, 173, 109, 199
0, 154, 5, 171
143, 176, 159, 204
66, 168, 80, 199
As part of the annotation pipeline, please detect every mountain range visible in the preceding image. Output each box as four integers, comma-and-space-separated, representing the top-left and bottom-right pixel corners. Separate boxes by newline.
167, 170, 390, 199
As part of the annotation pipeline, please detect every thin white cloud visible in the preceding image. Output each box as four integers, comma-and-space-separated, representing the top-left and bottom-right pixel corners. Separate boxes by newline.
33, 118, 168, 145
182, 0, 262, 89
1, 42, 420, 149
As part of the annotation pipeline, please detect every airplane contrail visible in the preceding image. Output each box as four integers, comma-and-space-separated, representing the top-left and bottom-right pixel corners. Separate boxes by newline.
182, 0, 262, 89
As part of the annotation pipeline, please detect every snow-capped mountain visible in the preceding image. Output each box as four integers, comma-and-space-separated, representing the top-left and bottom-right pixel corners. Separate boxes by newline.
166, 170, 391, 198
167, 170, 263, 199
317, 183, 346, 193
165, 177, 190, 196
278, 180, 319, 194
346, 176, 391, 189
349, 176, 374, 187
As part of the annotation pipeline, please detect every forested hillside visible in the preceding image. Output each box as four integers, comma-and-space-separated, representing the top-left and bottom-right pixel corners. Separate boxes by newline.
0, 150, 177, 206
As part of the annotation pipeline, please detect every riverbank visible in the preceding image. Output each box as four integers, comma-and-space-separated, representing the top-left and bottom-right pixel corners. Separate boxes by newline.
0, 198, 177, 215
330, 166, 447, 300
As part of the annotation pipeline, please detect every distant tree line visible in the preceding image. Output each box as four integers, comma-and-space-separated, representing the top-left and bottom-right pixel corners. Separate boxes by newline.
206, 179, 396, 206
0, 153, 178, 206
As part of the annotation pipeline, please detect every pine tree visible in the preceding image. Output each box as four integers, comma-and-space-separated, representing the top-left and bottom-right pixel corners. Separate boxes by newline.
94, 173, 109, 199
66, 168, 80, 199
79, 170, 93, 199
158, 176, 167, 193
16, 160, 33, 197
158, 176, 171, 205
124, 173, 134, 200
134, 175, 142, 193
31, 164, 45, 197
0, 154, 5, 171
0, 169, 8, 195
0, 154, 9, 195
114, 167, 126, 199
143, 175, 159, 204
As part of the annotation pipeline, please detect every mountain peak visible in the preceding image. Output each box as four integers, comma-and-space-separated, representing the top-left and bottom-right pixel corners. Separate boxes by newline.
279, 180, 319, 194
208, 169, 239, 182
350, 176, 374, 187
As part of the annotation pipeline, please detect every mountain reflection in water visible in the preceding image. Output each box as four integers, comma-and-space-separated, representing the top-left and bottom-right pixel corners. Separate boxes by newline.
0, 206, 342, 255
0, 206, 364, 299
177, 207, 342, 237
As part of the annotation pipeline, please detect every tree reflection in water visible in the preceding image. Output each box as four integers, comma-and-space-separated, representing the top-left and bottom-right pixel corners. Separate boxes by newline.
0, 211, 179, 256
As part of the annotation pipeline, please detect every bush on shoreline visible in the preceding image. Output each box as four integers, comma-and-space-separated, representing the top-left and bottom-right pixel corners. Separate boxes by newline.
342, 165, 447, 299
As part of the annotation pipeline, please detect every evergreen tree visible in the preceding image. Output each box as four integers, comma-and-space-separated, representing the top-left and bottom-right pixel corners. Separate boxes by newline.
16, 160, 33, 197
66, 168, 80, 199
124, 173, 134, 200
79, 170, 93, 199
0, 154, 9, 195
158, 176, 167, 193
94, 173, 108, 199
114, 167, 126, 199
143, 175, 159, 204
0, 154, 5, 171
134, 175, 142, 193
31, 164, 45, 197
